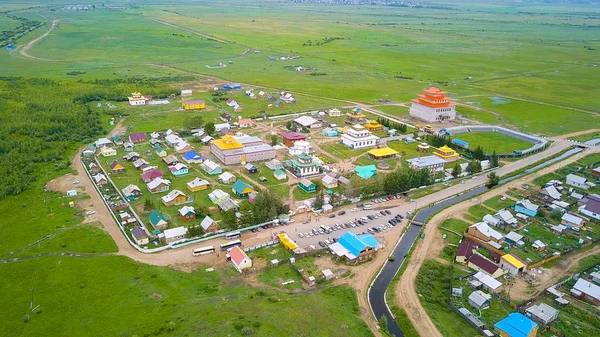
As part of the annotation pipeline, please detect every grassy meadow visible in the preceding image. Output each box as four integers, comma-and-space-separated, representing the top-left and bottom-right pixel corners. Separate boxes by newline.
0, 255, 373, 337
1, 1, 598, 137
453, 132, 533, 154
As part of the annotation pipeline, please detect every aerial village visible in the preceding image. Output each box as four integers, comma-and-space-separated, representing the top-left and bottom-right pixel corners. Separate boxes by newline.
78, 83, 600, 337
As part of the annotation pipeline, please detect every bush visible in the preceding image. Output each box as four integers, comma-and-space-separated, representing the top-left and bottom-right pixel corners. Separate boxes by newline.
242, 327, 255, 335
388, 255, 396, 262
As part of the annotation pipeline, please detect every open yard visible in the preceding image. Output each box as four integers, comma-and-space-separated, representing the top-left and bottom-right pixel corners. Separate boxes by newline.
452, 132, 533, 155
319, 142, 369, 160
483, 195, 515, 211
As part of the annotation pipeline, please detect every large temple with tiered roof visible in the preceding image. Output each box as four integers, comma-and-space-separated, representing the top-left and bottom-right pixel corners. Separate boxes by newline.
409, 87, 456, 122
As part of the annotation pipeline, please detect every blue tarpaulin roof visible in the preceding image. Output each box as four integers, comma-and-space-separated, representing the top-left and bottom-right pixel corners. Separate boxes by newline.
494, 313, 537, 337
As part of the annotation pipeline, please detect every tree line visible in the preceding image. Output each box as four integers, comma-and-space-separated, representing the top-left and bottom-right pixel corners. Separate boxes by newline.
0, 77, 174, 197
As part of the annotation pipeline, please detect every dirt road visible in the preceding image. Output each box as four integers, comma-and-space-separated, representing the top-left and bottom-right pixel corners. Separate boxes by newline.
395, 146, 600, 337
152, 19, 231, 44
554, 128, 600, 140
18, 19, 59, 61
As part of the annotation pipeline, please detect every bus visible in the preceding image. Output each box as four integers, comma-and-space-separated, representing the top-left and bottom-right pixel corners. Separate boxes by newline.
220, 239, 242, 251
192, 246, 216, 256
225, 231, 241, 240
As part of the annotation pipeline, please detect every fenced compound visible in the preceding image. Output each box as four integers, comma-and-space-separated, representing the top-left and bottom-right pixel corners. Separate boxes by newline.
444, 125, 550, 157
244, 239, 279, 253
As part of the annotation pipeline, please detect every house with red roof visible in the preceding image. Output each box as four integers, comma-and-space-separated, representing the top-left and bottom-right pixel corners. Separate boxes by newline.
141, 169, 163, 183
467, 254, 504, 278
229, 246, 252, 273
282, 132, 306, 147
455, 239, 476, 264
129, 132, 146, 143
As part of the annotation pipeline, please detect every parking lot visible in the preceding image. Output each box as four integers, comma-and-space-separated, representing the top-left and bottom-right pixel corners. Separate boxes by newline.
287, 207, 409, 249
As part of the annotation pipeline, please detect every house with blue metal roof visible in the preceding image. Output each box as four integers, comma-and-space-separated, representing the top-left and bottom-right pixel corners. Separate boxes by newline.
514, 199, 539, 217
182, 150, 203, 164
494, 313, 538, 337
329, 232, 381, 262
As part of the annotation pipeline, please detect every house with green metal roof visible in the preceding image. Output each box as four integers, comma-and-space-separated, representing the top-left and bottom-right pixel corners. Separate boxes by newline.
298, 179, 317, 193
232, 180, 254, 198
155, 146, 167, 157
274, 169, 287, 181
83, 143, 97, 157
148, 210, 169, 230
354, 165, 377, 179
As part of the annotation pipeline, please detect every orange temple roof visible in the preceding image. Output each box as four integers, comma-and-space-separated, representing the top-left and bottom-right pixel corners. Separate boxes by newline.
412, 87, 455, 108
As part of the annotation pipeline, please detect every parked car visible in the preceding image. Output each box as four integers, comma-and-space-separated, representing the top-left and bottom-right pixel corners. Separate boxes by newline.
385, 210, 391, 215
338, 210, 346, 216
318, 241, 326, 248
298, 233, 304, 238
328, 214, 336, 218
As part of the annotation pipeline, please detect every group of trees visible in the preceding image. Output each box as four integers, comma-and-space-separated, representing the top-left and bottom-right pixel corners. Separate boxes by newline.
0, 77, 109, 197
343, 166, 432, 199
239, 190, 289, 226
0, 77, 181, 198
72, 78, 177, 104
376, 117, 408, 133
0, 15, 43, 48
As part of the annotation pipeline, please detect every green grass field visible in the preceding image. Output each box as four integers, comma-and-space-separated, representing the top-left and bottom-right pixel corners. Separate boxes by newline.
453, 132, 533, 154
483, 195, 515, 211
0, 256, 373, 337
320, 142, 370, 160
2, 1, 598, 136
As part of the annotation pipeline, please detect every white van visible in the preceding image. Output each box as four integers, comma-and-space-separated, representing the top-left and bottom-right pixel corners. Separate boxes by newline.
363, 204, 373, 210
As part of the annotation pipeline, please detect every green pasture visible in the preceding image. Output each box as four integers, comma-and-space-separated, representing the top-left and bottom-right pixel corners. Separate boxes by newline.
474, 97, 599, 136
569, 132, 600, 143
2, 1, 598, 136
0, 256, 373, 337
453, 132, 533, 154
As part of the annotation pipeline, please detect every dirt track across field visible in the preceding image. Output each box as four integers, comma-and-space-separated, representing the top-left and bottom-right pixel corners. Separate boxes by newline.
152, 19, 231, 44
395, 146, 600, 337
18, 19, 59, 61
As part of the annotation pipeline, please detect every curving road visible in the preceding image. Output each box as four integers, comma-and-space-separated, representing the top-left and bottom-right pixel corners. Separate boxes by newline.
367, 147, 582, 336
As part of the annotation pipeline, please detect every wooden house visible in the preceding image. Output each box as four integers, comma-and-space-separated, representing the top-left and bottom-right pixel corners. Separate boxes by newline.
110, 161, 125, 174
178, 206, 196, 222
146, 178, 171, 194
161, 190, 189, 206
